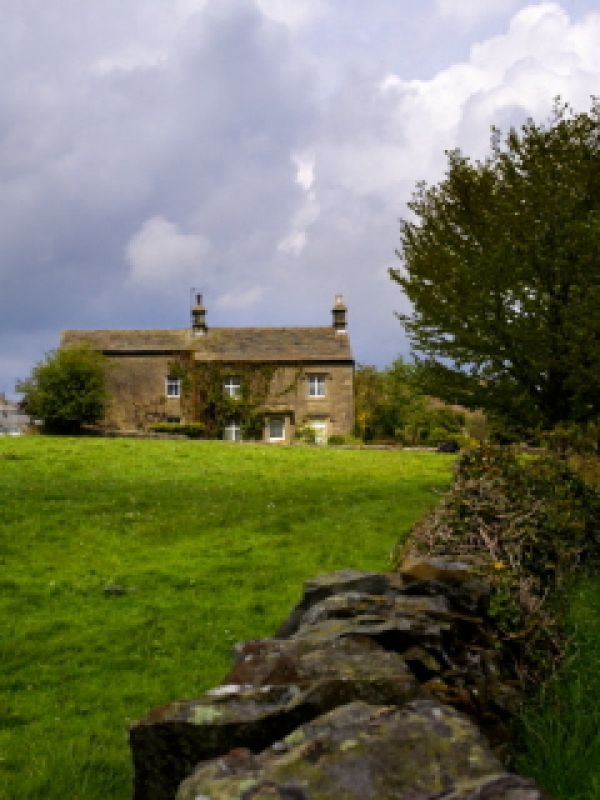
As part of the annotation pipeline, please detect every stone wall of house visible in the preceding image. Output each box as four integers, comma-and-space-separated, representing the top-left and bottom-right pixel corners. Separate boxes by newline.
103, 355, 182, 430
264, 363, 355, 441
128, 559, 551, 800
305, 363, 353, 438
102, 357, 354, 440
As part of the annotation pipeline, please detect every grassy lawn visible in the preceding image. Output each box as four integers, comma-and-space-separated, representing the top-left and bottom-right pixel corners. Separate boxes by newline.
0, 437, 453, 800
513, 574, 600, 799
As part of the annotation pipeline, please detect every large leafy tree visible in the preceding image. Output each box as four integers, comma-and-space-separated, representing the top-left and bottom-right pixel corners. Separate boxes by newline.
17, 346, 108, 433
391, 100, 600, 435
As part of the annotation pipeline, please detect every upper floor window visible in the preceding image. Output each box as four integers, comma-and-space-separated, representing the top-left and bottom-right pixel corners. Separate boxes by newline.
308, 374, 326, 398
166, 376, 181, 398
223, 376, 241, 398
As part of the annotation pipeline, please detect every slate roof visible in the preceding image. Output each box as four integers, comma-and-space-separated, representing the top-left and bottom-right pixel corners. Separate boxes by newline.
60, 327, 353, 363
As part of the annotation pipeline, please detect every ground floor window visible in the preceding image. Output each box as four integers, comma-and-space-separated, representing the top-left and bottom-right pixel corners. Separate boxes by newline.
223, 419, 242, 442
268, 417, 285, 442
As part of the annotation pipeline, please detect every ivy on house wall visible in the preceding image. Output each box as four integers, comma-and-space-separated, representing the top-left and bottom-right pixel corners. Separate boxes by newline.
169, 355, 281, 439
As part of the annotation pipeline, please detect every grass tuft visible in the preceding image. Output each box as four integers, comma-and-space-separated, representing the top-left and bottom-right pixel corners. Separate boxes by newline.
513, 574, 600, 799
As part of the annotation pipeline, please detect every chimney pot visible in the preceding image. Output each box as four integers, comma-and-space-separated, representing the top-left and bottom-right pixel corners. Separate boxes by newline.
191, 289, 207, 335
332, 294, 347, 333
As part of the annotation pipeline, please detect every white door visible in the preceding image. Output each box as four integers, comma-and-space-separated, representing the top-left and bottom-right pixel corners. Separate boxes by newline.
309, 419, 327, 445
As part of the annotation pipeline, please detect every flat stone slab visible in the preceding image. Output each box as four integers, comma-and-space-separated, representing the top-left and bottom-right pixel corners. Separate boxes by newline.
176, 699, 552, 800
275, 570, 392, 637
399, 556, 474, 585
129, 638, 421, 800
276, 569, 490, 641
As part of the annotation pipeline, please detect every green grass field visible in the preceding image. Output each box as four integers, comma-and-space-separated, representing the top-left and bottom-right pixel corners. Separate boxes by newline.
513, 574, 600, 799
0, 437, 453, 800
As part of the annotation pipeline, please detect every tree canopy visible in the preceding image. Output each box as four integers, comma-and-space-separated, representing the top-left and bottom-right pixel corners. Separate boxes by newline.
354, 358, 469, 445
17, 345, 108, 433
390, 99, 600, 436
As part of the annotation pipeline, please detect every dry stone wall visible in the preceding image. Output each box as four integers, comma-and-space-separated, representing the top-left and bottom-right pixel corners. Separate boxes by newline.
129, 561, 553, 800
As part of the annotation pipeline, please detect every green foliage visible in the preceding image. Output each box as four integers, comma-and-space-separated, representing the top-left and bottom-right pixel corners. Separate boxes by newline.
537, 419, 600, 486
354, 359, 425, 442
16, 345, 108, 433
327, 434, 346, 445
400, 406, 467, 447
542, 418, 600, 455
295, 424, 317, 444
513, 575, 600, 799
170, 358, 278, 440
0, 436, 451, 800
396, 445, 600, 675
391, 98, 600, 435
354, 358, 468, 445
148, 422, 206, 438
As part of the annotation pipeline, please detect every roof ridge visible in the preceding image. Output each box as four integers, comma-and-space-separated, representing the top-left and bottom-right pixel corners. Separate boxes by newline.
60, 326, 353, 361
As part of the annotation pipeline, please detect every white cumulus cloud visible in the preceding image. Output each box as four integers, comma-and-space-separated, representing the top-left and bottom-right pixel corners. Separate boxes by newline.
126, 216, 211, 289
216, 286, 268, 310
255, 0, 326, 31
314, 1, 600, 206
435, 0, 523, 25
292, 152, 315, 190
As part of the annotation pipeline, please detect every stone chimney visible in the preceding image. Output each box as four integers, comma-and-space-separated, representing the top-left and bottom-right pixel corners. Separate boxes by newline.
191, 291, 207, 335
331, 294, 347, 333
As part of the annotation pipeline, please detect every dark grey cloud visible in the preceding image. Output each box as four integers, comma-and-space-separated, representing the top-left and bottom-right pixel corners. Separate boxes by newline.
2, 0, 600, 396
0, 0, 318, 392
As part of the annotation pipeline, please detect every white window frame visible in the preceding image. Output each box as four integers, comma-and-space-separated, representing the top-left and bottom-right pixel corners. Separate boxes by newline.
268, 417, 285, 442
166, 376, 181, 398
308, 374, 326, 398
223, 376, 241, 398
223, 419, 242, 442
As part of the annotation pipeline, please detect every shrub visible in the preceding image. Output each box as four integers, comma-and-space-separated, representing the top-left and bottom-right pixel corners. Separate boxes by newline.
541, 420, 600, 486
394, 445, 600, 677
149, 422, 205, 438
400, 445, 600, 583
16, 345, 108, 434
294, 425, 317, 444
327, 434, 346, 445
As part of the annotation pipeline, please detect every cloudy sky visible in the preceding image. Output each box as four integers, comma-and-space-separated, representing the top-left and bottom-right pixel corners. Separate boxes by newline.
2, 0, 600, 397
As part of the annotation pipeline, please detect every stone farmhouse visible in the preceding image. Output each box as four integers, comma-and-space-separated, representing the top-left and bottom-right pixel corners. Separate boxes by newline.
60, 295, 354, 444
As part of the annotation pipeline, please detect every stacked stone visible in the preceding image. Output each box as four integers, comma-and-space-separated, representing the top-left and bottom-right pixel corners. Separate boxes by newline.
129, 562, 552, 800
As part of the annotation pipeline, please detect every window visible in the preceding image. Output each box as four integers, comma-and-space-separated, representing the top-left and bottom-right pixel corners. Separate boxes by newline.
223, 419, 241, 442
308, 374, 326, 398
166, 376, 181, 398
166, 415, 181, 423
223, 376, 241, 398
268, 417, 285, 441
